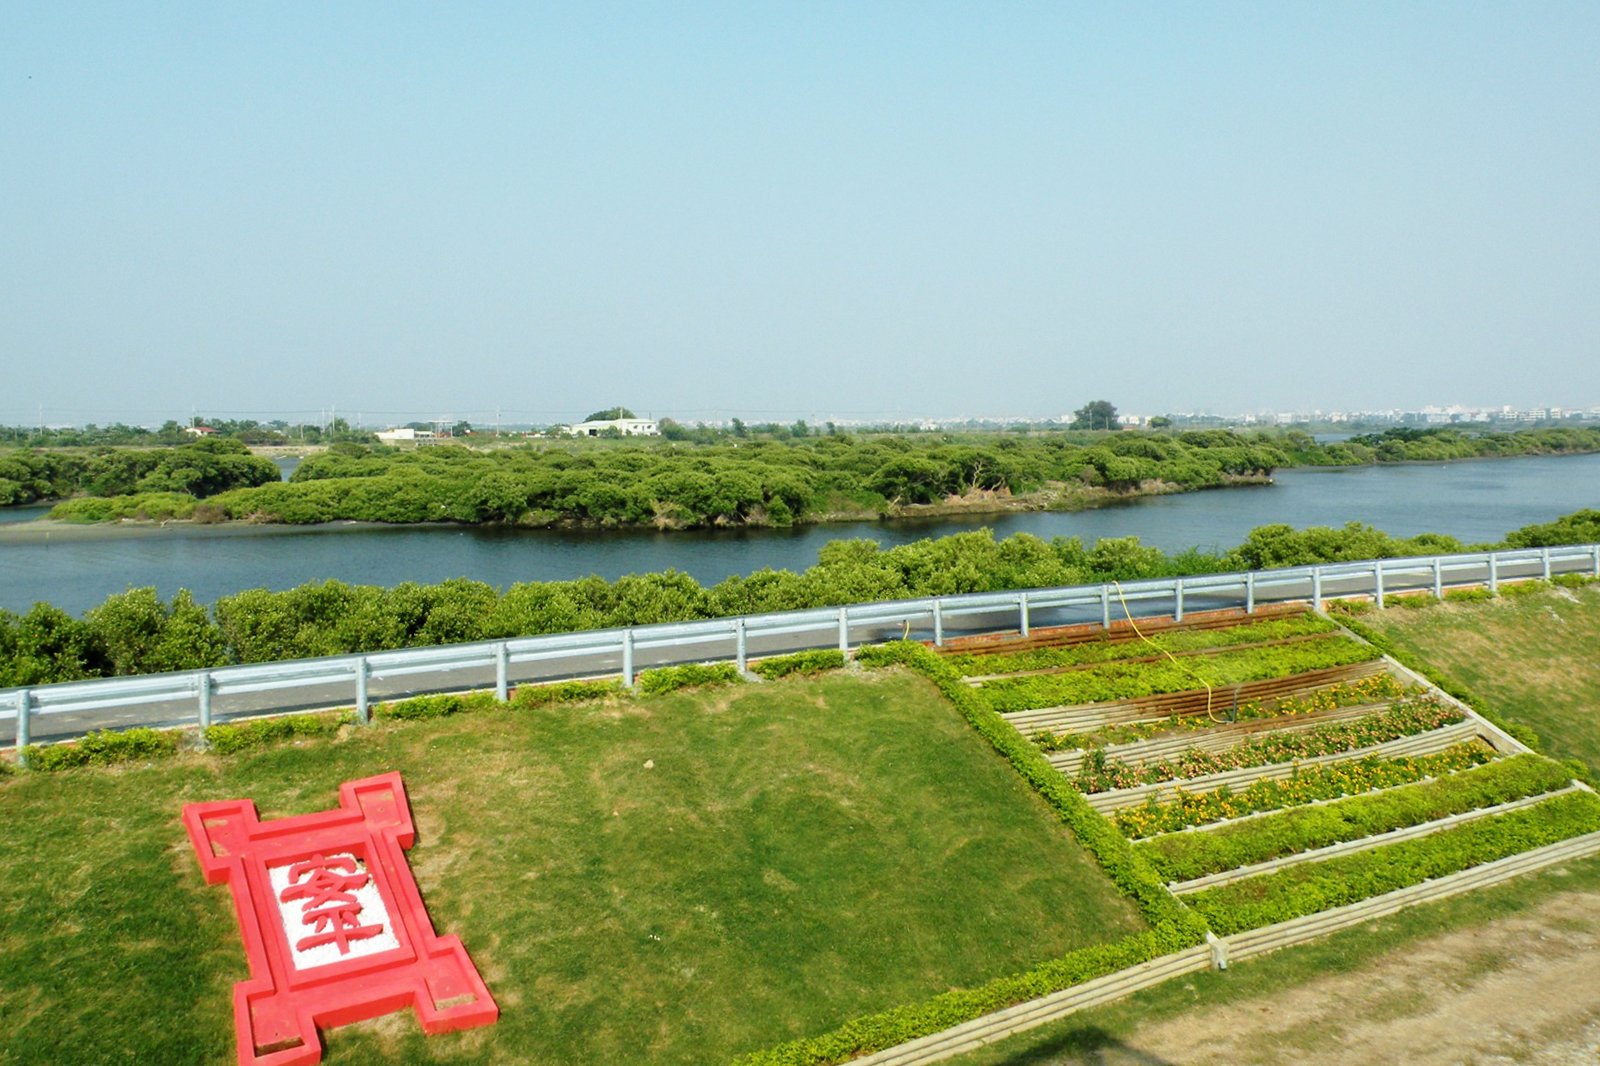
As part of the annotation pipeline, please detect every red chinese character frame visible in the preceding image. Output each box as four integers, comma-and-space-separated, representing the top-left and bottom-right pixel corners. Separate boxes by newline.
183, 772, 498, 1066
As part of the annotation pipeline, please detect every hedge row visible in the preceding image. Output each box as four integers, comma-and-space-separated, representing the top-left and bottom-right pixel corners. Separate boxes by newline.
751, 649, 848, 680
945, 613, 1337, 677
1111, 743, 1497, 839
736, 642, 1207, 1066
978, 636, 1381, 712
1188, 790, 1600, 935
1074, 699, 1463, 794
635, 662, 743, 696
1134, 753, 1578, 882
20, 727, 180, 771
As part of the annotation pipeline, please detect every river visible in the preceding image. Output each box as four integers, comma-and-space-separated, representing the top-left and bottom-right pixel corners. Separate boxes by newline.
1, 453, 1596, 615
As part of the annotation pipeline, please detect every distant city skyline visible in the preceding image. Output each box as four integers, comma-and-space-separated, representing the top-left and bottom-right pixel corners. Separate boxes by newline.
8, 397, 1600, 434
5, 5, 1597, 420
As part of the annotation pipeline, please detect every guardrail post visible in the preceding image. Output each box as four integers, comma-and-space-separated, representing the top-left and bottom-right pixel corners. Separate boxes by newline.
1173, 580, 1184, 623
197, 671, 213, 731
621, 630, 635, 688
1593, 545, 1600, 578
1100, 586, 1111, 629
931, 600, 944, 647
1374, 562, 1385, 609
735, 619, 748, 672
1488, 554, 1498, 595
15, 688, 31, 766
494, 643, 509, 702
1311, 568, 1323, 612
1245, 572, 1255, 614
1018, 593, 1030, 637
1433, 557, 1444, 600
837, 607, 850, 654
1541, 547, 1551, 581
355, 657, 370, 724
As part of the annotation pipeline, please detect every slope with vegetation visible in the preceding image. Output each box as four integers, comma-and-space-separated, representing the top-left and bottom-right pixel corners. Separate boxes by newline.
3, 508, 1597, 687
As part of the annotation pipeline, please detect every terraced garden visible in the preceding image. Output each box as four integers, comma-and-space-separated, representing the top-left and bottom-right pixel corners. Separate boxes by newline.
956, 606, 1600, 959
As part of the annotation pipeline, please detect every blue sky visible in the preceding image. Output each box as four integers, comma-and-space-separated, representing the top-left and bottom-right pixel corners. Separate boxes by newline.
3, 3, 1597, 425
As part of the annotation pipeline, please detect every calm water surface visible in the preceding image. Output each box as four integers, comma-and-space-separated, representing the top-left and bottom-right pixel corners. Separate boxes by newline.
2, 453, 1596, 614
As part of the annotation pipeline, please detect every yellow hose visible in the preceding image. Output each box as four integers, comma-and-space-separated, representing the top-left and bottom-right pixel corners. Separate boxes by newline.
1112, 580, 1219, 723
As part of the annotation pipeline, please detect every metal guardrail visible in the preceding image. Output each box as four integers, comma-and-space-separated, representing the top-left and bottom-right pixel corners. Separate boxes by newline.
3, 543, 1597, 755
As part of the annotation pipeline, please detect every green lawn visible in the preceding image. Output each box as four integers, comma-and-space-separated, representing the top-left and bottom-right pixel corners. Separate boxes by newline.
0, 670, 1142, 1066
1359, 583, 1600, 775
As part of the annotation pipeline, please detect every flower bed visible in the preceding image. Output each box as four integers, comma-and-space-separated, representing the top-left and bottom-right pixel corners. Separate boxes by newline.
1110, 743, 1496, 839
1133, 753, 1577, 882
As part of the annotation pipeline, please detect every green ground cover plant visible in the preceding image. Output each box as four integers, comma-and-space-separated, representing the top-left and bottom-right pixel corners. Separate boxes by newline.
0, 671, 1144, 1066
1073, 699, 1463, 794
943, 614, 1336, 677
1134, 753, 1578, 882
1187, 790, 1600, 935
978, 636, 1380, 713
1110, 743, 1496, 839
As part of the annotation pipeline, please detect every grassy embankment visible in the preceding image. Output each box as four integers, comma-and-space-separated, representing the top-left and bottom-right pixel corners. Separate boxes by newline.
940, 581, 1600, 1065
0, 670, 1142, 1066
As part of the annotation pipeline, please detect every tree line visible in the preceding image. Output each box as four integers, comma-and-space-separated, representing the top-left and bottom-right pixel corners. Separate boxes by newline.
3, 508, 1596, 687
47, 431, 1285, 527
0, 438, 280, 506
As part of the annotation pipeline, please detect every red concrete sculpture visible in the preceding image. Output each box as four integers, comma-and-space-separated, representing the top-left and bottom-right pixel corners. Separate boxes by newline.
183, 772, 498, 1065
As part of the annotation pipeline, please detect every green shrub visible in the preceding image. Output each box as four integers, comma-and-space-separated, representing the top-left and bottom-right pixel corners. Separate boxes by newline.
1552, 573, 1599, 589
1444, 586, 1494, 604
377, 694, 464, 721
24, 727, 180, 771
1327, 597, 1372, 615
509, 678, 625, 708
1134, 753, 1577, 882
204, 712, 344, 755
1188, 790, 1600, 934
635, 662, 743, 696
1498, 579, 1546, 599
1075, 699, 1465, 794
1391, 592, 1436, 610
752, 649, 847, 680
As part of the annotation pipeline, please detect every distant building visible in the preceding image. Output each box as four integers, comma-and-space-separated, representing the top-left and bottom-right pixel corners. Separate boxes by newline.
375, 427, 437, 444
566, 418, 660, 437
184, 425, 218, 437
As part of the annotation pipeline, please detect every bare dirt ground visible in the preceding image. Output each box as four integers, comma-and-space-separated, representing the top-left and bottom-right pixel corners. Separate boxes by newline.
1074, 888, 1600, 1066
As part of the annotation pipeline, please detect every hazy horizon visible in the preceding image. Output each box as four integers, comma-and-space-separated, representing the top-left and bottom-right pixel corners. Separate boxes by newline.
5, 4, 1597, 425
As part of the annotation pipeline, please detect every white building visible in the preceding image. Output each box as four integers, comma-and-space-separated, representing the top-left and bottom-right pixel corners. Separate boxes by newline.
566, 418, 660, 437
375, 427, 437, 444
